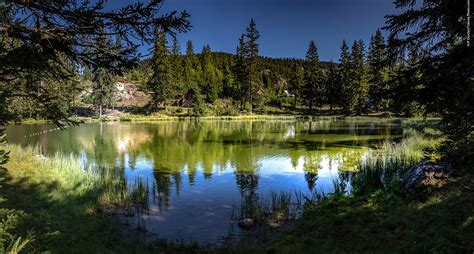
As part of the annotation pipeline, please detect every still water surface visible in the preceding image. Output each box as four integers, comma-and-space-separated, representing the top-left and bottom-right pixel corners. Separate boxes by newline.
6, 118, 404, 243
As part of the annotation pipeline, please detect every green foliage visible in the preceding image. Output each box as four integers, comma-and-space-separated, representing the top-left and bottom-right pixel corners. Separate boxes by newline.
367, 29, 389, 111
201, 45, 224, 103
232, 18, 262, 113
350, 40, 369, 114
385, 0, 473, 162
92, 68, 116, 116
191, 91, 207, 116
325, 61, 341, 111
0, 207, 33, 254
339, 40, 353, 113
303, 41, 325, 111
147, 27, 173, 111
289, 64, 304, 108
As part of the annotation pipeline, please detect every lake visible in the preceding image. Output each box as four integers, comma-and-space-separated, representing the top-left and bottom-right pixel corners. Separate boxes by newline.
6, 117, 404, 244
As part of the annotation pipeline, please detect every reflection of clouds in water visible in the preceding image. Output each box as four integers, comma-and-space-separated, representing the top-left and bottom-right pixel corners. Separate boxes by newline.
283, 125, 295, 139
117, 138, 127, 151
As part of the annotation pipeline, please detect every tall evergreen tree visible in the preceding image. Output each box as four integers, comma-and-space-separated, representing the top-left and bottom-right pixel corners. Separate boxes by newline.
245, 18, 261, 113
201, 45, 223, 102
183, 40, 199, 90
326, 61, 340, 112
289, 64, 305, 109
92, 26, 116, 117
367, 29, 388, 111
386, 0, 473, 159
350, 40, 369, 114
172, 36, 181, 57
339, 40, 353, 114
147, 26, 172, 111
303, 41, 324, 112
186, 40, 195, 56
222, 63, 236, 99
235, 34, 249, 110
171, 36, 184, 95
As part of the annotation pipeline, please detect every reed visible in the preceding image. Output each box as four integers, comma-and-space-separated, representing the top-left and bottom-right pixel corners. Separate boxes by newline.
352, 127, 444, 195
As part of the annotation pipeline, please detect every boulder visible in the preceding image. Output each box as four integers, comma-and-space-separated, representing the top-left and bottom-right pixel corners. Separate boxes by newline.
402, 161, 453, 194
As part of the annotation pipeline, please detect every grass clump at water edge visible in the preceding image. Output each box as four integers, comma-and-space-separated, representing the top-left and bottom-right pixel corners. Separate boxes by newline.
0, 145, 155, 253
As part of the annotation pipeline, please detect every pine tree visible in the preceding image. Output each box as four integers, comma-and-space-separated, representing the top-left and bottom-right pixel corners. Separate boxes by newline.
186, 40, 195, 56
147, 26, 172, 111
200, 45, 223, 103
289, 64, 305, 109
326, 61, 340, 112
339, 40, 353, 114
235, 34, 249, 110
385, 0, 473, 159
183, 40, 198, 90
92, 26, 116, 117
171, 36, 181, 57
171, 36, 184, 95
245, 18, 261, 113
303, 41, 324, 112
351, 40, 369, 114
367, 29, 388, 111
222, 63, 236, 99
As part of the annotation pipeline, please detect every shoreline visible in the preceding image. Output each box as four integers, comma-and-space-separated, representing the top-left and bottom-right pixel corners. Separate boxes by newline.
8, 113, 441, 125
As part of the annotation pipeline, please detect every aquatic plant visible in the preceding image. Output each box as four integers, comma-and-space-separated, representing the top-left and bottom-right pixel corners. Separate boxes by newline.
236, 190, 308, 228
130, 176, 150, 210
352, 126, 444, 195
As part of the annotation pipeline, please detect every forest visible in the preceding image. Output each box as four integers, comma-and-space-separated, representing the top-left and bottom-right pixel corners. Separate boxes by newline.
6, 21, 429, 119
0, 0, 473, 253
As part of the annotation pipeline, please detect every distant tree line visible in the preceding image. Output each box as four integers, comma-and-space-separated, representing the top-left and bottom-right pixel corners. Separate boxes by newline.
118, 21, 427, 118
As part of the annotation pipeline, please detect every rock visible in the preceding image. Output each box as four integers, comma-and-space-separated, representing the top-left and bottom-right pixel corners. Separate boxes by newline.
238, 218, 254, 228
402, 161, 453, 194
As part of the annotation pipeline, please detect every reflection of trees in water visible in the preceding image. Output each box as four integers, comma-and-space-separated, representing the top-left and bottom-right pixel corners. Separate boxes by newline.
337, 171, 351, 193
303, 152, 322, 192
235, 173, 259, 197
18, 120, 399, 200
152, 167, 173, 211
305, 171, 319, 191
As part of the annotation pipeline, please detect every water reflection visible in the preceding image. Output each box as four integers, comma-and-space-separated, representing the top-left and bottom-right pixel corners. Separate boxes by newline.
6, 118, 402, 243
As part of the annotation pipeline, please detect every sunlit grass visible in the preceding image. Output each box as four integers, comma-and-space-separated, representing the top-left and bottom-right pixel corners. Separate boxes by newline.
0, 144, 139, 252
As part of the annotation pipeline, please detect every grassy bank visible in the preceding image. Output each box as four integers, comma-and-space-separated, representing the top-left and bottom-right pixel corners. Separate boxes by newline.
0, 145, 128, 252
0, 145, 201, 253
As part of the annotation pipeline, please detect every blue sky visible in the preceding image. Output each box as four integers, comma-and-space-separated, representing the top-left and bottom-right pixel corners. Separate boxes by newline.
115, 0, 400, 61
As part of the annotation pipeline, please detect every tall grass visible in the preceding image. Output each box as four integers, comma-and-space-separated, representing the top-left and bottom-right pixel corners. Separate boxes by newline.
352, 127, 444, 195
235, 191, 306, 227
0, 144, 144, 252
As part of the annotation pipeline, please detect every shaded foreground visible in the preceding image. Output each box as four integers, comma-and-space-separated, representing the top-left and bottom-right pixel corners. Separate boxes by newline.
0, 123, 473, 253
